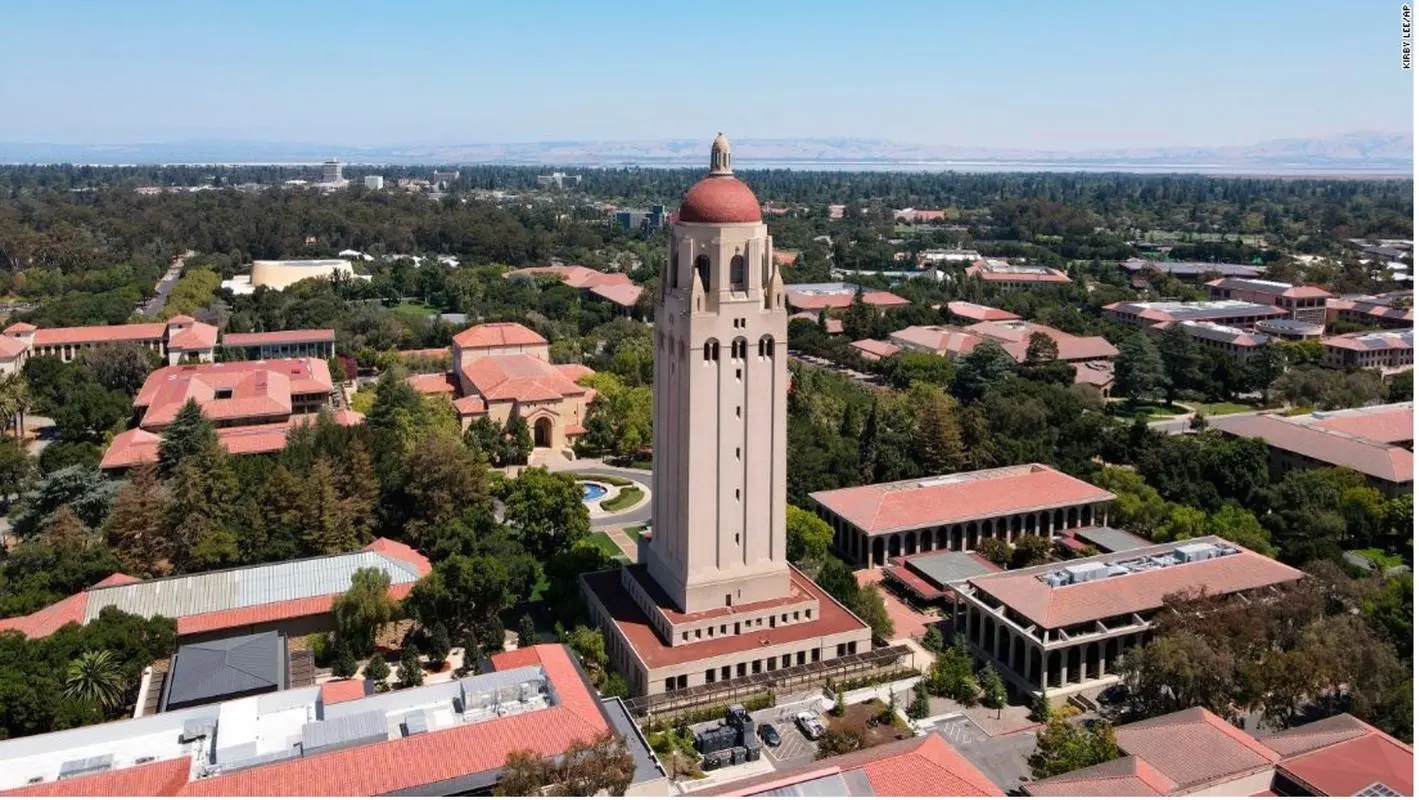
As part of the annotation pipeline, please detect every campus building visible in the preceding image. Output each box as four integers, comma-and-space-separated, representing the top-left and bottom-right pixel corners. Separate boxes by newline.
964, 258, 1071, 288
784, 283, 910, 314
942, 301, 1020, 324
1254, 318, 1326, 340
1206, 277, 1331, 324
948, 537, 1305, 698
221, 329, 335, 360
1103, 299, 1288, 330
0, 644, 668, 797
0, 315, 218, 368
889, 320, 1117, 364
582, 135, 873, 699
1322, 329, 1414, 373
504, 265, 646, 314
0, 538, 430, 644
1173, 320, 1270, 361
100, 358, 352, 469
811, 464, 1117, 568
1121, 258, 1263, 285
1024, 707, 1412, 797
1209, 404, 1413, 496
1325, 293, 1415, 329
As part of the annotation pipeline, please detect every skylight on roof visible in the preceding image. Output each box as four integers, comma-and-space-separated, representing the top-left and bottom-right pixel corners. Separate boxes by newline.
1357, 782, 1401, 797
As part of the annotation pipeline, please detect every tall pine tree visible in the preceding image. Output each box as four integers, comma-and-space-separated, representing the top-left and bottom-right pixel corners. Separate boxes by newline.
104, 462, 168, 576
916, 388, 965, 475
157, 399, 218, 476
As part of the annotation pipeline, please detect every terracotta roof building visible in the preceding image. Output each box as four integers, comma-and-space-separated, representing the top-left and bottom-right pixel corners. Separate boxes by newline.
811, 464, 1117, 568
951, 538, 1305, 698
0, 644, 669, 797
889, 321, 1117, 366
965, 258, 1072, 287
1104, 299, 1288, 330
849, 338, 900, 361
442, 322, 594, 454
1024, 708, 1412, 797
100, 358, 343, 469
0, 316, 218, 369
1325, 294, 1415, 329
1172, 320, 1271, 361
944, 301, 1020, 324
221, 329, 335, 360
0, 538, 429, 642
505, 266, 645, 313
1322, 329, 1413, 373
688, 729, 1003, 796
1206, 277, 1331, 324
784, 283, 911, 313
789, 311, 844, 334
1209, 405, 1413, 496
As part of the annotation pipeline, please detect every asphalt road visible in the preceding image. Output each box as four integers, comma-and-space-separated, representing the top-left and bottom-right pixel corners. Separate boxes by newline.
140, 252, 191, 318
952, 727, 1037, 793
546, 460, 653, 530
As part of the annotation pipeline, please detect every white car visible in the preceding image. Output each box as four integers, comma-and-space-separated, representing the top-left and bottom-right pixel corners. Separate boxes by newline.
794, 711, 827, 740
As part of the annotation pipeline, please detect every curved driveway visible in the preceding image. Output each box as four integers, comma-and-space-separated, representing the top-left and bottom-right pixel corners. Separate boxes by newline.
546, 459, 653, 530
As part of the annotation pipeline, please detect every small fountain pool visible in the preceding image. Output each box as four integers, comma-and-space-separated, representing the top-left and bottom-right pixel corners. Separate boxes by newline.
580, 482, 609, 502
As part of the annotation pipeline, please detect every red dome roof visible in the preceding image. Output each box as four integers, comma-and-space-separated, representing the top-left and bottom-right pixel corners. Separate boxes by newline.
677, 175, 762, 224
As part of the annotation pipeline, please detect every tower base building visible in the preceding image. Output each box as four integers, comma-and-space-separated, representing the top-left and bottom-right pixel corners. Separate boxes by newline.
582, 135, 872, 699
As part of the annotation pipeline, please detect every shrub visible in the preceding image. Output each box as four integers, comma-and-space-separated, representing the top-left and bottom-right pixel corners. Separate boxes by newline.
421, 624, 451, 669
397, 651, 424, 688
364, 653, 391, 684
309, 633, 332, 668
331, 641, 358, 679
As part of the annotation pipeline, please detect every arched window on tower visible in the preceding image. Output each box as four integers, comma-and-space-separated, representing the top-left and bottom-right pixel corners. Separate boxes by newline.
703, 339, 720, 362
694, 255, 711, 291
758, 336, 775, 358
730, 255, 746, 291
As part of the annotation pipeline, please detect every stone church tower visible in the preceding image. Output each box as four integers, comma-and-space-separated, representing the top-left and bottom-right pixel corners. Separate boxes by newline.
645, 133, 791, 614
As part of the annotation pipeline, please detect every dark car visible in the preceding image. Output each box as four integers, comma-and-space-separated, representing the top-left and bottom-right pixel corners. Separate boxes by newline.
757, 723, 781, 747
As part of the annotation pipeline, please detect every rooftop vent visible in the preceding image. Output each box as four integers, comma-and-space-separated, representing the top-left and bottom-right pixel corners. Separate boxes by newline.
58, 755, 114, 780
1062, 561, 1110, 584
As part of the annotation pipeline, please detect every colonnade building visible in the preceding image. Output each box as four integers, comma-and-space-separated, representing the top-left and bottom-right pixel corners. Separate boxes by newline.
811, 464, 1116, 568
946, 537, 1306, 698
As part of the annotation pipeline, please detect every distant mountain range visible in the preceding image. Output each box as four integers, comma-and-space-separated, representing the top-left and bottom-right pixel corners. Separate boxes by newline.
0, 131, 1410, 174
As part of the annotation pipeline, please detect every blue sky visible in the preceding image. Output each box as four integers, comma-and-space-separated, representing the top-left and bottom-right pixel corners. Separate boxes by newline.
0, 0, 1410, 148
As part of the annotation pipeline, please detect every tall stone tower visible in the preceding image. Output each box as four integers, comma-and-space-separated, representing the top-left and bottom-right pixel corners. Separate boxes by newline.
645, 133, 790, 614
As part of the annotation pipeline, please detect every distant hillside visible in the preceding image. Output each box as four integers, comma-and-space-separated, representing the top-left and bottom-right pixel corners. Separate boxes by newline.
0, 131, 1409, 172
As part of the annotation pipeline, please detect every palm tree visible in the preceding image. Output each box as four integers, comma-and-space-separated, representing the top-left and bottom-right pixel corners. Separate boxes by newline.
0, 374, 31, 438
64, 650, 127, 712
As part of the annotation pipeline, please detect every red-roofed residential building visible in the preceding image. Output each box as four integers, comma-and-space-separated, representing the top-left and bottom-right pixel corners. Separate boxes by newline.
952, 538, 1304, 698
1, 316, 218, 367
812, 464, 1117, 568
689, 729, 1003, 796
1210, 407, 1413, 496
449, 322, 593, 453
1025, 708, 1412, 797
101, 358, 344, 469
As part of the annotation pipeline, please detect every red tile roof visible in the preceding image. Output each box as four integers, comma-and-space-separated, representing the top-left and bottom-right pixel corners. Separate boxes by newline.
179, 644, 608, 796
786, 289, 910, 311
588, 282, 644, 308
407, 371, 458, 395
31, 322, 167, 347
850, 339, 900, 359
2, 322, 35, 334
102, 422, 307, 469
969, 540, 1305, 629
678, 175, 763, 225
1263, 715, 1414, 797
582, 565, 868, 669
964, 320, 1119, 362
946, 301, 1020, 322
789, 312, 844, 333
1322, 329, 1413, 352
223, 329, 336, 347
1210, 412, 1413, 484
0, 337, 27, 359
690, 730, 1001, 796
452, 321, 547, 350
319, 679, 370, 705
2, 755, 193, 797
811, 464, 1114, 536
966, 260, 1072, 284
1025, 754, 1177, 796
134, 359, 332, 428
1300, 404, 1413, 444
1114, 708, 1280, 791
452, 395, 488, 415
505, 266, 635, 290
489, 647, 545, 671
462, 354, 590, 403
166, 321, 219, 351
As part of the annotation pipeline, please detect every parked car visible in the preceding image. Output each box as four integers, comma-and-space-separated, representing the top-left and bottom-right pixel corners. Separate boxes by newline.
758, 723, 781, 747
795, 711, 827, 740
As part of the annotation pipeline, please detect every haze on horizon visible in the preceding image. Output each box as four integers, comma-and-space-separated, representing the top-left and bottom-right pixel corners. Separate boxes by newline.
1, 0, 1411, 150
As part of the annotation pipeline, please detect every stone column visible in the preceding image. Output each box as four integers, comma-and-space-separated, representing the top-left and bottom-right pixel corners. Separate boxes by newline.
1095, 645, 1105, 680
1007, 632, 1017, 675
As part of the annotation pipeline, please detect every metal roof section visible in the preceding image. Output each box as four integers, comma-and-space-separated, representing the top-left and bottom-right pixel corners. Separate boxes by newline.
906, 551, 999, 586
601, 696, 668, 788
81, 550, 424, 624
160, 632, 287, 712
1072, 526, 1152, 554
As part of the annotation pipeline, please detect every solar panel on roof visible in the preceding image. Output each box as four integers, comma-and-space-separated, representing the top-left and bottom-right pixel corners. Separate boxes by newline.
1357, 783, 1401, 797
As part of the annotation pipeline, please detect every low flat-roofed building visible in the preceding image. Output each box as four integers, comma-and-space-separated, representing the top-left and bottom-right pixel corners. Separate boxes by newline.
919, 248, 980, 266
849, 338, 900, 361
784, 283, 910, 313
1104, 299, 1288, 330
1322, 329, 1413, 373
944, 301, 1020, 324
1059, 525, 1152, 555
950, 538, 1304, 698
687, 729, 1003, 796
0, 538, 429, 643
1209, 405, 1413, 496
1255, 317, 1326, 340
1024, 707, 1412, 797
249, 259, 358, 291
965, 258, 1071, 288
1, 316, 218, 366
1171, 320, 1270, 360
1121, 257, 1263, 284
221, 329, 335, 360
159, 632, 288, 712
0, 644, 656, 797
812, 464, 1116, 568
1326, 294, 1415, 329
881, 550, 1002, 604
1206, 277, 1331, 323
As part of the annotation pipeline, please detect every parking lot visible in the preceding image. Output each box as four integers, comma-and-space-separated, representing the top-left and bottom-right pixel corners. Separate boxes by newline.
688, 698, 826, 775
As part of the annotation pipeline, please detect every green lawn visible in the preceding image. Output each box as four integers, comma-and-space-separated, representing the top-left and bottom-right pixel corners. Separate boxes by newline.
601, 486, 645, 513
625, 525, 647, 541
389, 301, 439, 321
569, 472, 632, 487
1194, 402, 1255, 416
1352, 548, 1406, 570
1107, 401, 1189, 419
588, 531, 624, 559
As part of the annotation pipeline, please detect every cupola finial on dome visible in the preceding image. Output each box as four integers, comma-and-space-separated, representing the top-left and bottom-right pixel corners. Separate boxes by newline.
709, 132, 732, 176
